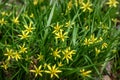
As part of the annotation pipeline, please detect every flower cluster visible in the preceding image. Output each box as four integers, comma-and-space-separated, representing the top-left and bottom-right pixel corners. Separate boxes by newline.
0, 0, 119, 80
18, 22, 35, 40
83, 34, 103, 46
52, 22, 68, 42
30, 64, 62, 78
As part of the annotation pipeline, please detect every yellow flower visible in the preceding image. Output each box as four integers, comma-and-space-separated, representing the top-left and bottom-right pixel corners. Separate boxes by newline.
81, 0, 93, 12
55, 30, 68, 42
99, 24, 109, 33
78, 0, 83, 5
66, 0, 72, 14
1, 11, 8, 16
30, 65, 43, 77
23, 12, 28, 17
52, 22, 62, 33
24, 22, 35, 34
4, 48, 21, 61
65, 0, 72, 15
65, 21, 74, 28
19, 43, 27, 53
89, 34, 98, 44
84, 35, 101, 45
37, 54, 44, 61
106, 0, 119, 7
12, 17, 19, 25
85, 26, 89, 30
30, 13, 34, 18
95, 47, 101, 56
112, 18, 120, 23
0, 18, 7, 26
97, 37, 103, 43
112, 49, 117, 53
83, 38, 91, 46
75, 0, 79, 7
1, 60, 9, 70
45, 65, 62, 78
1, 62, 8, 70
80, 69, 92, 77
102, 42, 108, 49
67, 0, 72, 11
51, 48, 61, 60
13, 51, 21, 61
101, 24, 109, 30
57, 61, 63, 67
4, 48, 14, 60
33, 0, 38, 5
18, 30, 29, 39
62, 47, 76, 64
43, 63, 50, 69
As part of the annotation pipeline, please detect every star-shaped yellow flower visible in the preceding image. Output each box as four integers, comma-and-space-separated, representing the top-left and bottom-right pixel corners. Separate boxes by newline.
45, 65, 62, 78
62, 47, 76, 64
13, 51, 21, 61
51, 48, 61, 60
106, 0, 119, 7
37, 54, 44, 61
81, 0, 93, 12
95, 47, 101, 56
55, 30, 68, 42
33, 0, 38, 5
1, 60, 9, 70
18, 30, 29, 40
12, 17, 19, 25
30, 65, 43, 77
24, 22, 35, 34
102, 42, 108, 49
80, 69, 92, 77
52, 22, 62, 33
1, 11, 8, 16
0, 18, 7, 26
4, 48, 14, 60
83, 38, 91, 46
19, 43, 27, 53
89, 34, 98, 44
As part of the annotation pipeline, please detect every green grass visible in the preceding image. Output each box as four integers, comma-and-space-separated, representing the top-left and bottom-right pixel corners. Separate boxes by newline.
0, 0, 120, 80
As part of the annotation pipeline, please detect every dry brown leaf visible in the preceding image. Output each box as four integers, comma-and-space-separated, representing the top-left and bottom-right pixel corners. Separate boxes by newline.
103, 75, 111, 80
